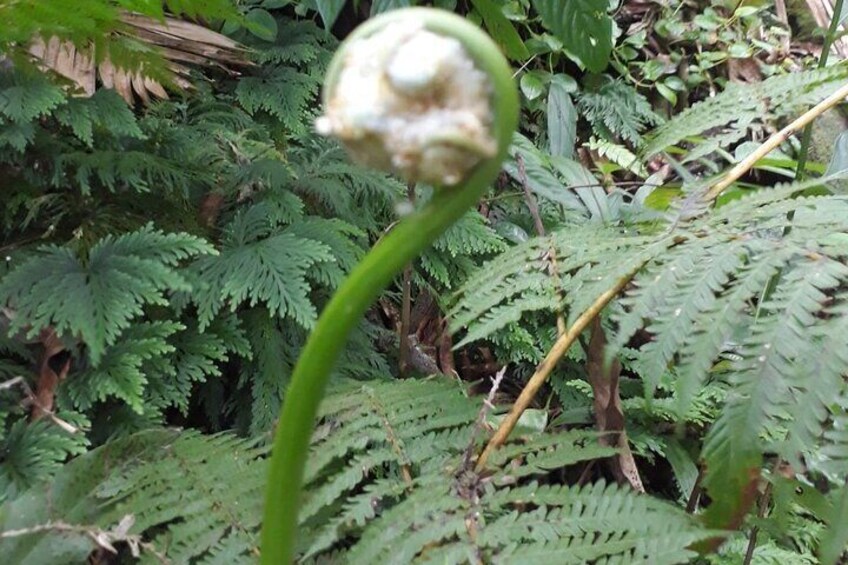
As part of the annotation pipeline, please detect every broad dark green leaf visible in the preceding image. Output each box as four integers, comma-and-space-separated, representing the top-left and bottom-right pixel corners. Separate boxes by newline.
532, 0, 614, 73
470, 0, 530, 60
520, 71, 546, 101
547, 78, 577, 157
245, 8, 278, 41
316, 0, 345, 29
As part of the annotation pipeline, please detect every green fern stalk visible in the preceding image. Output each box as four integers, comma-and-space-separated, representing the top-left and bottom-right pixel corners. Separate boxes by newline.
259, 9, 519, 563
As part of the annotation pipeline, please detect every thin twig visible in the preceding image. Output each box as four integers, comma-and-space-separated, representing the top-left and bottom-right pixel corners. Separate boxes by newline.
0, 516, 167, 564
461, 367, 507, 472
0, 375, 80, 433
517, 155, 566, 336
475, 270, 637, 471
704, 79, 848, 202
399, 183, 416, 376
686, 465, 706, 513
743, 481, 773, 565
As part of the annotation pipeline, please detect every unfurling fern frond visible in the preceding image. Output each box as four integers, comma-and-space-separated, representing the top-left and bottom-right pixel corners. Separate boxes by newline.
0, 379, 712, 563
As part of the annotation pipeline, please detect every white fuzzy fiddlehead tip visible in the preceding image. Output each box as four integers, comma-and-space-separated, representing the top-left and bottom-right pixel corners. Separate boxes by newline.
316, 20, 496, 186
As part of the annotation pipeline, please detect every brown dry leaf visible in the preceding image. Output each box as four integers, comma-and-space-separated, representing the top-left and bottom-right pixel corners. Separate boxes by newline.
31, 327, 71, 422
586, 317, 645, 492
27, 11, 251, 105
727, 57, 762, 84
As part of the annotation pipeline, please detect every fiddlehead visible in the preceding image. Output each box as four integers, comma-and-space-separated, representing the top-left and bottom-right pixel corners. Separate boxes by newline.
260, 8, 518, 563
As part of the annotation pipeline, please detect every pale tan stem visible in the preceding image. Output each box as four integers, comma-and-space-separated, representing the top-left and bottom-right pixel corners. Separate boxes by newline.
705, 80, 848, 202
475, 271, 635, 471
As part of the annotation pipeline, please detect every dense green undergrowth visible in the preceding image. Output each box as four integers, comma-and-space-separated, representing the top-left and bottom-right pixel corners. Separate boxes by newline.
1, 0, 847, 563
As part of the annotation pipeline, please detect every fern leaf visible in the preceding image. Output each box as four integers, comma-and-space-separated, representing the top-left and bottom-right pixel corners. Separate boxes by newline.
703, 258, 848, 524
53, 89, 143, 146
577, 79, 662, 146
643, 63, 848, 157
236, 68, 319, 134
190, 205, 336, 330
0, 224, 214, 364
0, 74, 65, 125
0, 415, 90, 498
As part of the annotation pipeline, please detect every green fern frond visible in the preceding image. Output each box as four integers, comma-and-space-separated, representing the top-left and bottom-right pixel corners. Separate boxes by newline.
0, 414, 90, 498
190, 204, 337, 330
0, 224, 215, 364
0, 73, 65, 126
236, 68, 320, 135
587, 137, 649, 177
0, 379, 713, 563
289, 139, 405, 232
255, 20, 328, 65
642, 63, 848, 157
68, 320, 182, 414
451, 178, 848, 529
577, 79, 663, 146
52, 90, 143, 146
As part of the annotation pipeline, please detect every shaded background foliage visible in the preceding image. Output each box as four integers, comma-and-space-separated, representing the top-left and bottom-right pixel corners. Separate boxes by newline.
1, 0, 848, 563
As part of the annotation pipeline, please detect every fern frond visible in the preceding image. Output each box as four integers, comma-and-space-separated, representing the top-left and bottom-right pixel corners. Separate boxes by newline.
0, 415, 90, 498
702, 258, 848, 515
0, 224, 215, 364
190, 204, 336, 330
577, 79, 662, 146
485, 481, 711, 564
0, 379, 713, 563
642, 63, 848, 157
236, 68, 319, 135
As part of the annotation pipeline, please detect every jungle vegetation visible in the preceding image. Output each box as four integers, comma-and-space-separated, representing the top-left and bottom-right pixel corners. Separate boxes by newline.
1, 0, 847, 563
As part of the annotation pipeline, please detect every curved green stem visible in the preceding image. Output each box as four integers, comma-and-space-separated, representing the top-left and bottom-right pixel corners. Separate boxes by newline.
260, 9, 519, 564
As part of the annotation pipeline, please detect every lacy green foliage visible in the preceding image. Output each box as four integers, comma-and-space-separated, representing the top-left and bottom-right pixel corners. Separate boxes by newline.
642, 63, 848, 158
451, 178, 848, 531
287, 137, 406, 231
235, 19, 333, 135
0, 225, 214, 364
0, 72, 142, 154
0, 415, 90, 499
189, 203, 339, 330
576, 78, 662, 146
420, 210, 507, 288
0, 10, 401, 492
0, 379, 713, 563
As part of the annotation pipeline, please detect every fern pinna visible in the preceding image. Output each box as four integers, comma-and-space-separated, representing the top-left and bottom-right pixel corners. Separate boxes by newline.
0, 379, 714, 563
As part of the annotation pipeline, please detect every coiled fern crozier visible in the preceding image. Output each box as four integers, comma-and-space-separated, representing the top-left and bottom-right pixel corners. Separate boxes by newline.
260, 8, 519, 563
